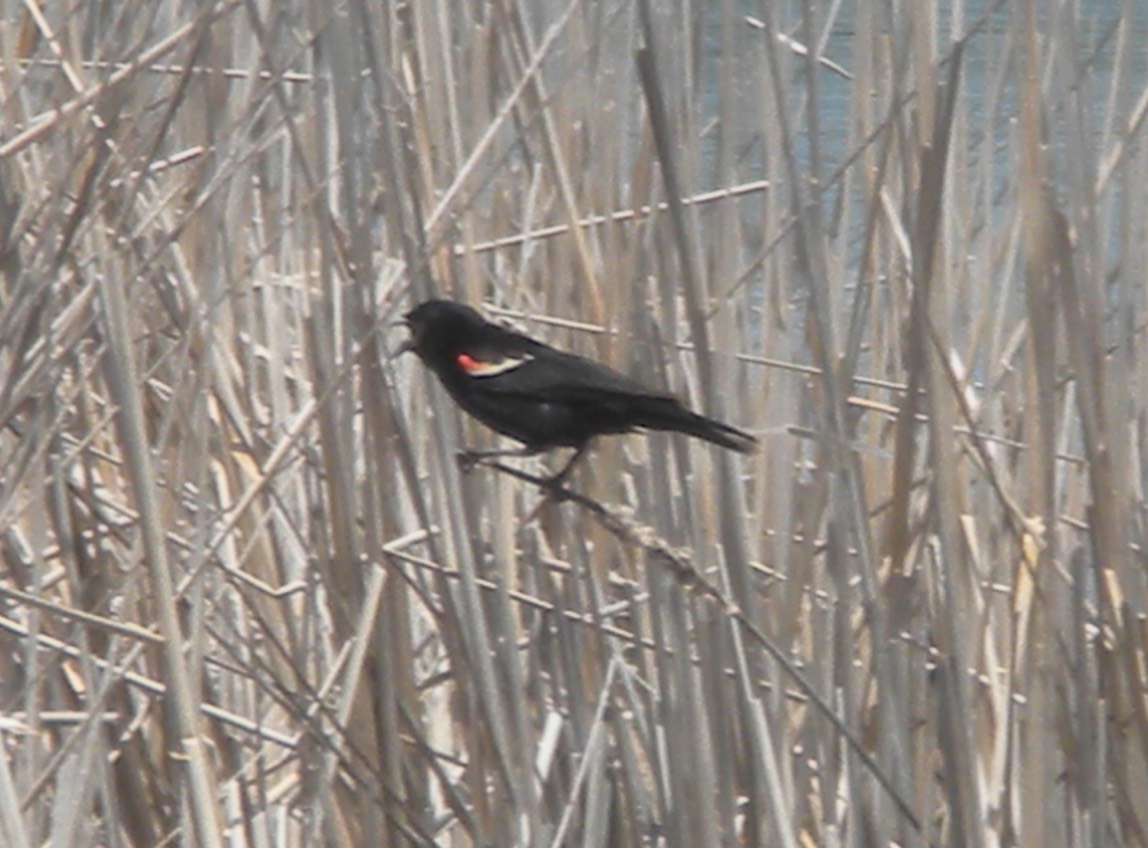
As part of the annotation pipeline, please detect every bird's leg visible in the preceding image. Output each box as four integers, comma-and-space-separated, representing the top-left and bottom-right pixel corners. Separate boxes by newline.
544, 442, 591, 490
456, 445, 540, 474
479, 445, 592, 504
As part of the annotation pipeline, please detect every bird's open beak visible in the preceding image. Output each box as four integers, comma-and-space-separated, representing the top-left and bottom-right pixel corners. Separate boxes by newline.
389, 319, 416, 358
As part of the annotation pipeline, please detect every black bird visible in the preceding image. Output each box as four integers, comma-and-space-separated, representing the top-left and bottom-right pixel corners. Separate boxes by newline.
401, 299, 756, 483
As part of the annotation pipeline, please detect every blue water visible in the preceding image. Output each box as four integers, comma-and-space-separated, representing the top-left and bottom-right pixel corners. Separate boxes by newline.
690, 0, 1148, 355
699, 1, 1148, 213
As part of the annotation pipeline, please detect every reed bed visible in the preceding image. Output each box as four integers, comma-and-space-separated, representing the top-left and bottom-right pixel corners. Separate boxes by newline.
1, 0, 1147, 845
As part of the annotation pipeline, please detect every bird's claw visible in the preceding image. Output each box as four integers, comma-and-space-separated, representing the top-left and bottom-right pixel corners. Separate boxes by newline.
541, 475, 573, 502
455, 451, 482, 474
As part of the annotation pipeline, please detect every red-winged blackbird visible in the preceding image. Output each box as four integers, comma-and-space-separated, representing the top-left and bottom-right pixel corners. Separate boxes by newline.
401, 299, 756, 482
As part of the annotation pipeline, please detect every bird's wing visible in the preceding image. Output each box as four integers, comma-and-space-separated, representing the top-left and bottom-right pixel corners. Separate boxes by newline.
468, 336, 673, 401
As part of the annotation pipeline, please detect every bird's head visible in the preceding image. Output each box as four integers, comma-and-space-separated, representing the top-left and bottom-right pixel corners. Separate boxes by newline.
399, 299, 489, 364
400, 299, 535, 381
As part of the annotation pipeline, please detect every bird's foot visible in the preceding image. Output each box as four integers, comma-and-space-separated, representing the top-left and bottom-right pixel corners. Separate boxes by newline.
540, 472, 574, 502
455, 450, 483, 474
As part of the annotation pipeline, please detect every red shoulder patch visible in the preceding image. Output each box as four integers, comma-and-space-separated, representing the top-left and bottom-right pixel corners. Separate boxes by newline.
456, 352, 482, 372
455, 351, 533, 377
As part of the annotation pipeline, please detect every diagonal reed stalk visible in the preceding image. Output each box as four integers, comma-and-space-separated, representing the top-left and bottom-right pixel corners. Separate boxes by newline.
1, 1, 1147, 846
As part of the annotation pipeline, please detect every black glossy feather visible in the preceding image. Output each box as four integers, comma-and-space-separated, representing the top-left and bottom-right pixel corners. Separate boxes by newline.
403, 299, 756, 455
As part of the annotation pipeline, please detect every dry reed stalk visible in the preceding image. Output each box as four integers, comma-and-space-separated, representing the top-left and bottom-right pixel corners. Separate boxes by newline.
1, 1, 1147, 845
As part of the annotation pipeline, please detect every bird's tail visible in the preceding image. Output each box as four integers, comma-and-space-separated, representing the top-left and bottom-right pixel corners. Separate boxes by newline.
674, 412, 758, 453
638, 399, 757, 453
